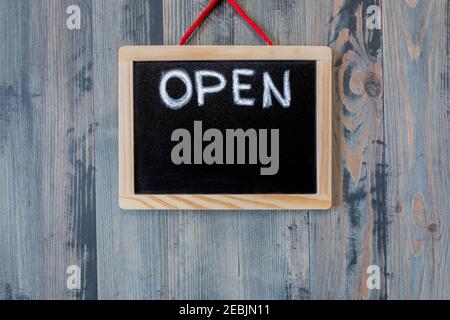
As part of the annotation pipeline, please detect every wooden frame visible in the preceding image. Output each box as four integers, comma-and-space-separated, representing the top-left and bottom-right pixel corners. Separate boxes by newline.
119, 46, 332, 210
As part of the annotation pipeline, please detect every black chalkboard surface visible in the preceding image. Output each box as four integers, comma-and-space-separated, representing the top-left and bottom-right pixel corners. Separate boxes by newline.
118, 46, 332, 210
133, 60, 316, 194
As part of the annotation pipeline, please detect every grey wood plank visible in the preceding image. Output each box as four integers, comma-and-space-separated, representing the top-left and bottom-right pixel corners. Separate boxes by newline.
93, 0, 168, 299
0, 0, 42, 300
383, 0, 449, 299
308, 0, 388, 299
163, 0, 310, 299
0, 0, 97, 299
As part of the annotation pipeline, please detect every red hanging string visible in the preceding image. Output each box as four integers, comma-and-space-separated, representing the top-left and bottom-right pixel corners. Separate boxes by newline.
179, 0, 273, 46
179, 0, 222, 45
226, 0, 273, 46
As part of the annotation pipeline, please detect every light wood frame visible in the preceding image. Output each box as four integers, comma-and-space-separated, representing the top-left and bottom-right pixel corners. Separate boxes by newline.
119, 46, 332, 210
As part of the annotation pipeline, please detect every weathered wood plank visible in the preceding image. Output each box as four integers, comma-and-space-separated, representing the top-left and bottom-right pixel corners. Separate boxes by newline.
0, 0, 97, 299
92, 0, 168, 299
308, 0, 387, 299
0, 0, 42, 300
383, 0, 449, 299
163, 0, 310, 299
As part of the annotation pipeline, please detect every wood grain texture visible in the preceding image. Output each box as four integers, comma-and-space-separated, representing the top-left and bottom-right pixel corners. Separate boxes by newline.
0, 0, 448, 300
0, 0, 97, 299
308, 0, 387, 299
383, 0, 449, 299
93, 0, 169, 299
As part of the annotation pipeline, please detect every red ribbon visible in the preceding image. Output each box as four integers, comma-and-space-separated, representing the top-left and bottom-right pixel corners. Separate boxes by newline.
179, 0, 273, 46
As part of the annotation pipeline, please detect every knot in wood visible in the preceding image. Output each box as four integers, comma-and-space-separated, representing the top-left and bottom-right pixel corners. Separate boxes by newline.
364, 73, 382, 98
427, 223, 438, 233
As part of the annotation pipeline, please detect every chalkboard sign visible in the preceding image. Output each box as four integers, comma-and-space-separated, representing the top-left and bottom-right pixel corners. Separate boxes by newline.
119, 46, 331, 210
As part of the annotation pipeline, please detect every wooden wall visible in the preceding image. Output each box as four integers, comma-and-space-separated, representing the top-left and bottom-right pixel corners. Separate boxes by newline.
0, 0, 448, 299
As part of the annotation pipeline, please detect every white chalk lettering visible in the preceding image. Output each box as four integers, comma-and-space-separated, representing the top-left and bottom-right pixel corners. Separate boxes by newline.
232, 69, 255, 106
195, 70, 226, 106
160, 69, 193, 110
159, 68, 292, 108
263, 70, 291, 108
